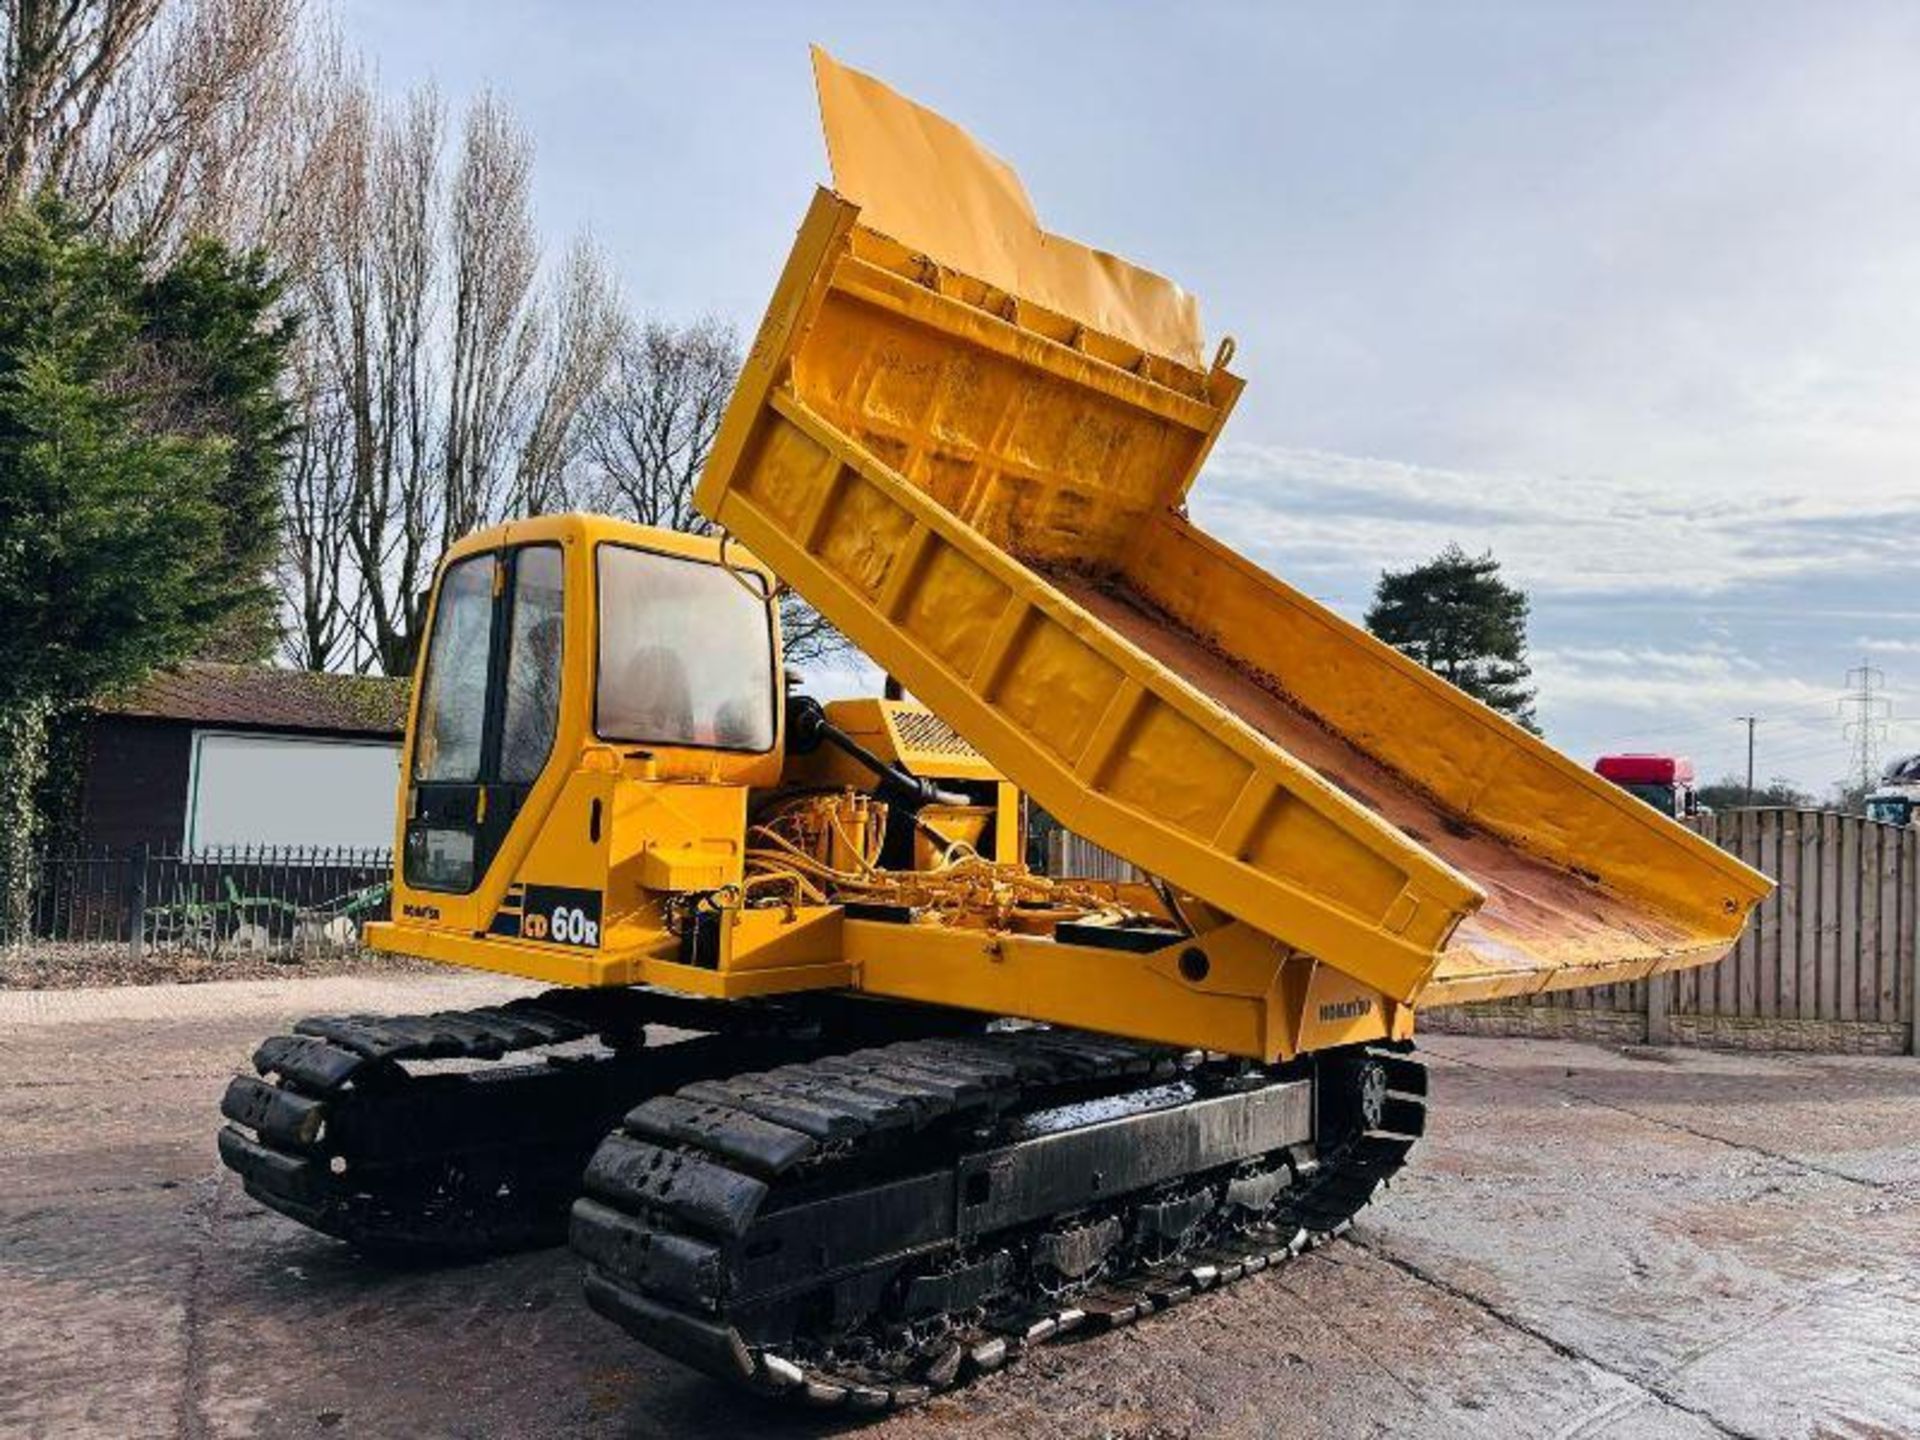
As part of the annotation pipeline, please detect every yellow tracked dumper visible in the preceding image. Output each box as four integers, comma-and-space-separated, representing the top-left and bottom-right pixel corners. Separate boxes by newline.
217, 50, 1771, 1410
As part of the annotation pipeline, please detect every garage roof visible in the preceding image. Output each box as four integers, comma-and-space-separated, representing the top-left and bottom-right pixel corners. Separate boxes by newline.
103, 662, 409, 738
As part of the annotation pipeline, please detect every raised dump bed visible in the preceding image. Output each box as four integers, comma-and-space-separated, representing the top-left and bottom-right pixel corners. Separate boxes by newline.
698, 53, 1770, 1007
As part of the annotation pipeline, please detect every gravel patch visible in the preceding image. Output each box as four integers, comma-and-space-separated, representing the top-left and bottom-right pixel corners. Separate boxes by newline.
0, 941, 439, 990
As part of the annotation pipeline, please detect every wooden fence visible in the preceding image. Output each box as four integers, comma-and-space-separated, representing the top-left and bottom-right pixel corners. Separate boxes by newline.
1428, 809, 1916, 1054
1046, 809, 1919, 1055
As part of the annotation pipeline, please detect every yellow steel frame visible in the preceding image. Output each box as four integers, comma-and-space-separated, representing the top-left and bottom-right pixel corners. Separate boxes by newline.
697, 191, 1480, 1007
366, 126, 1768, 1062
688, 185, 1769, 1025
377, 895, 1405, 1062
844, 918, 1410, 1061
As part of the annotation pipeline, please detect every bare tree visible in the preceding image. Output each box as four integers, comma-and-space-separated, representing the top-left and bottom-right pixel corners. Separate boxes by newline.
440, 93, 539, 543
581, 317, 737, 529
0, 0, 308, 252
773, 584, 850, 666
276, 76, 624, 676
0, 0, 165, 207
515, 237, 621, 515
303, 79, 443, 675
573, 317, 845, 664
278, 369, 358, 670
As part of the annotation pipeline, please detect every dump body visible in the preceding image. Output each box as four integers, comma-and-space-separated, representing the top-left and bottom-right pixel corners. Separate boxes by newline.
697, 59, 1769, 1011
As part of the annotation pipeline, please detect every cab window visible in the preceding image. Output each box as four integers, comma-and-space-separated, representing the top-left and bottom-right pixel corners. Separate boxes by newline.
412, 553, 494, 783
500, 546, 565, 782
595, 545, 775, 752
404, 543, 566, 894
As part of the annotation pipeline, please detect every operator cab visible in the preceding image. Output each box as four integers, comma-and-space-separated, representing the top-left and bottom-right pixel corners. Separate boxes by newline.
1864, 752, 1920, 828
379, 512, 1018, 990
1594, 753, 1699, 819
406, 542, 567, 894
406, 517, 779, 895
388, 515, 785, 971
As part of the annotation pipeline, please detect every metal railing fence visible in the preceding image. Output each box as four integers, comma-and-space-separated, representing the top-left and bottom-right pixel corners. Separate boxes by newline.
2, 844, 393, 957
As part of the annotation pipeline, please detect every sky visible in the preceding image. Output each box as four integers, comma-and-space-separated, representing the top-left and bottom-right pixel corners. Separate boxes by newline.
342, 0, 1920, 796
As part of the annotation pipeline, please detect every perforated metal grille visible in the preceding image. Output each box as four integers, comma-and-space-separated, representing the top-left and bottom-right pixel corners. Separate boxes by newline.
892, 709, 980, 758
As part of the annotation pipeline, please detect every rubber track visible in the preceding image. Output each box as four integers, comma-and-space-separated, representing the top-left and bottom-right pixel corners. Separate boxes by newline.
217, 987, 781, 1254
574, 1036, 1426, 1410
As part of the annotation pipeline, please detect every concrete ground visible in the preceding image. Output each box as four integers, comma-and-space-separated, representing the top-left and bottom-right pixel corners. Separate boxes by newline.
2, 974, 1916, 1440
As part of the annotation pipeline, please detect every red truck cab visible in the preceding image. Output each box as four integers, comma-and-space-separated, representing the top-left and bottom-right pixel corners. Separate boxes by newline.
1595, 754, 1699, 818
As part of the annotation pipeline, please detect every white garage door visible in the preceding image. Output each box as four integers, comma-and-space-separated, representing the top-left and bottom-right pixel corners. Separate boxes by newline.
186, 731, 402, 851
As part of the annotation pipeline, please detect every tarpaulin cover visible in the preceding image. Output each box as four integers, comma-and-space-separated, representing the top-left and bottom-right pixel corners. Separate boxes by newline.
811, 46, 1207, 370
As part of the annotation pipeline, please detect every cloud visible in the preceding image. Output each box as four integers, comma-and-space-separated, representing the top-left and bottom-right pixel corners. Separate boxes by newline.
1194, 443, 1920, 602
1526, 645, 1856, 789
1530, 644, 1835, 728
338, 0, 1920, 797
1531, 643, 1763, 681
1533, 664, 1831, 726
1184, 444, 1914, 790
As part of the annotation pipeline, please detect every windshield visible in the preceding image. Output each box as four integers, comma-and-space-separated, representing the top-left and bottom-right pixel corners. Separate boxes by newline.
1866, 797, 1912, 827
1615, 781, 1678, 815
595, 545, 776, 751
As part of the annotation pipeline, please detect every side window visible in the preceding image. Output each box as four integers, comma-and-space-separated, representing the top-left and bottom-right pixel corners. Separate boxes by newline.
499, 546, 564, 782
595, 545, 777, 752
412, 553, 495, 782
406, 544, 567, 896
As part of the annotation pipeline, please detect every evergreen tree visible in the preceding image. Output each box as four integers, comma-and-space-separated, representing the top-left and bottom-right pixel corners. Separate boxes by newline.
0, 203, 293, 929
1365, 544, 1539, 731
141, 239, 296, 662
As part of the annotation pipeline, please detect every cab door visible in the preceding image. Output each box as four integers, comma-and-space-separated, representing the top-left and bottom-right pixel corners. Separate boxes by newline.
404, 544, 565, 894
